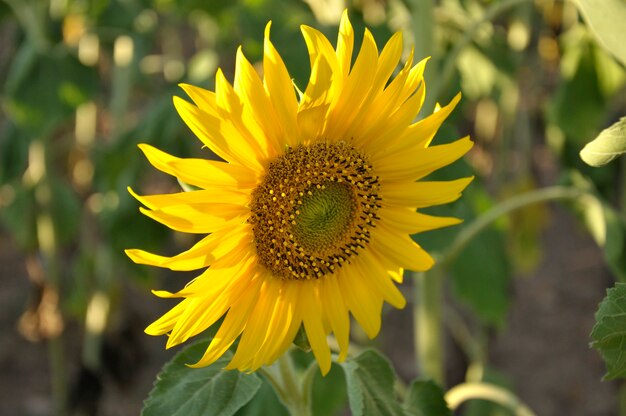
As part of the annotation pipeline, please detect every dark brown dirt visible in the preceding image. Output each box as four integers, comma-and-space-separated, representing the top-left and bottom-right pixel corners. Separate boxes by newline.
489, 205, 618, 416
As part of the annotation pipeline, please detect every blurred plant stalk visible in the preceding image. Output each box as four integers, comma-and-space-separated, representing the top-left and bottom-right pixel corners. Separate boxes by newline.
27, 139, 68, 416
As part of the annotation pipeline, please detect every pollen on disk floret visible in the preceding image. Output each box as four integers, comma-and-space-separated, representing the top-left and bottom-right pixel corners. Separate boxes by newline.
250, 141, 381, 280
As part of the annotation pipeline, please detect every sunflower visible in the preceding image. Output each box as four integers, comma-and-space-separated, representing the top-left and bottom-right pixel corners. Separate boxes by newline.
126, 11, 473, 375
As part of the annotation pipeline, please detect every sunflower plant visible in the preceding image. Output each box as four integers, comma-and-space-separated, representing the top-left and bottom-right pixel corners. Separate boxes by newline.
126, 11, 476, 414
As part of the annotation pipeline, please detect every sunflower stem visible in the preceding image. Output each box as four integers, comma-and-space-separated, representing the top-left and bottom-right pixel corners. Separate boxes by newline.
407, 0, 437, 115
30, 139, 67, 416
260, 352, 313, 416
413, 269, 445, 386
440, 186, 586, 268
445, 382, 536, 415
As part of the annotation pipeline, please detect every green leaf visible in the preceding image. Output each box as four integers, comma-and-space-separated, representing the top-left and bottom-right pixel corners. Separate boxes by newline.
451, 225, 511, 327
404, 380, 451, 416
591, 283, 626, 379
142, 340, 262, 416
235, 378, 289, 416
580, 116, 626, 167
339, 349, 404, 416
312, 364, 347, 416
573, 0, 626, 67
4, 43, 97, 135
292, 324, 312, 352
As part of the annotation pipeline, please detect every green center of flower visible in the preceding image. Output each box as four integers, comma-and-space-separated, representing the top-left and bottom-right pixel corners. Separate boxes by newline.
293, 181, 355, 252
250, 142, 380, 280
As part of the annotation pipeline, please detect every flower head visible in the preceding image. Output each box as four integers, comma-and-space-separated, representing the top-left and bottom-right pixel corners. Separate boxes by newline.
127, 12, 473, 375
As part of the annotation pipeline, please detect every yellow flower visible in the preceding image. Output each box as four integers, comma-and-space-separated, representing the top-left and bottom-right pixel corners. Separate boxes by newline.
126, 11, 473, 375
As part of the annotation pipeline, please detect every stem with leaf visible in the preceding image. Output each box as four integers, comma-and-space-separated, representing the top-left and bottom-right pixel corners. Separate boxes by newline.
413, 186, 586, 388
259, 351, 315, 416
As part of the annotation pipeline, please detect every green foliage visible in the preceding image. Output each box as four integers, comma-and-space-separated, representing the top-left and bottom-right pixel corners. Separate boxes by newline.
451, 223, 511, 328
4, 43, 97, 135
591, 283, 626, 380
142, 340, 262, 416
580, 117, 626, 167
340, 349, 404, 416
565, 172, 626, 282
235, 379, 289, 416
573, 0, 626, 67
404, 380, 451, 416
292, 324, 312, 353
548, 32, 607, 145
311, 364, 347, 416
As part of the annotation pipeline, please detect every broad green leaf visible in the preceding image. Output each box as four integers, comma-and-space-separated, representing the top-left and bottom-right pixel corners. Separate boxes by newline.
142, 340, 262, 416
404, 380, 451, 416
339, 349, 404, 416
235, 378, 289, 416
591, 283, 626, 379
450, 214, 511, 327
580, 117, 626, 167
312, 364, 347, 416
572, 0, 626, 67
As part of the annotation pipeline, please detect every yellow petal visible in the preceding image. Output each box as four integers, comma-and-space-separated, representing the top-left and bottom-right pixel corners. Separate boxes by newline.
190, 274, 263, 368
301, 281, 332, 375
173, 96, 264, 171
370, 224, 435, 272
126, 223, 252, 271
153, 253, 255, 300
234, 47, 283, 157
179, 83, 216, 111
145, 298, 190, 336
379, 207, 462, 235
139, 203, 248, 234
128, 186, 249, 209
320, 276, 350, 361
372, 31, 403, 95
336, 10, 354, 80
255, 280, 302, 368
362, 82, 425, 150
336, 266, 382, 338
384, 93, 462, 156
358, 252, 406, 309
326, 28, 379, 140
226, 278, 279, 370
300, 25, 339, 109
376, 136, 474, 182
138, 143, 257, 189
383, 177, 474, 208
264, 295, 304, 367
264, 22, 299, 147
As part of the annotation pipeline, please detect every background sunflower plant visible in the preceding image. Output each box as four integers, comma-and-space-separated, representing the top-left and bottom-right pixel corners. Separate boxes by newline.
1, 0, 626, 415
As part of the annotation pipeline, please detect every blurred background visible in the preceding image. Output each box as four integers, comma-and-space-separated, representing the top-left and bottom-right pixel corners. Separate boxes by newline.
0, 0, 625, 415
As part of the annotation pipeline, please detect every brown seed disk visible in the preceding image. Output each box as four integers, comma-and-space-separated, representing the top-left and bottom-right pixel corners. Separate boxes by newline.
249, 141, 380, 280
